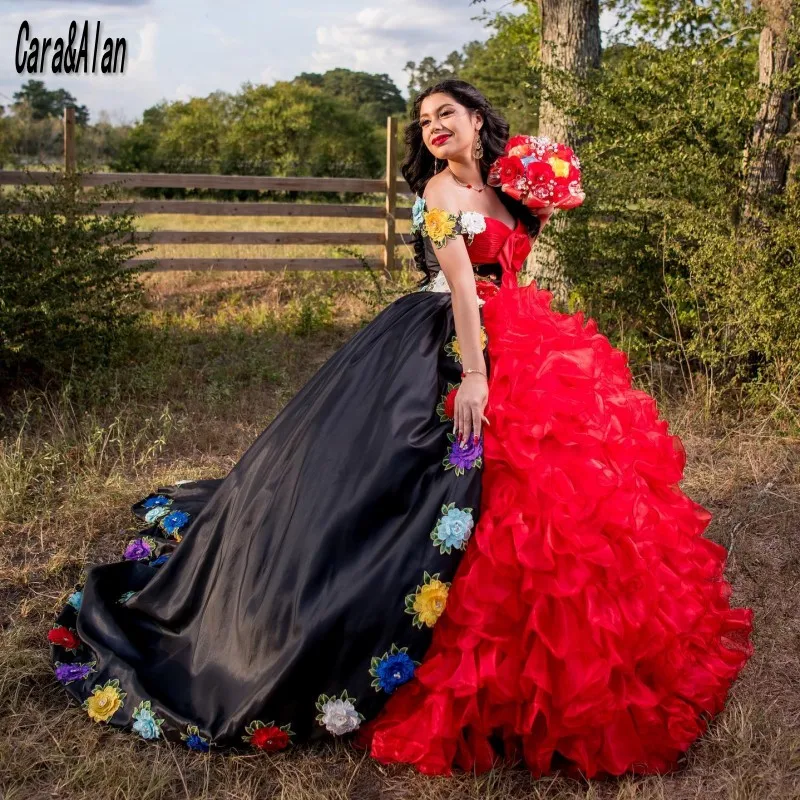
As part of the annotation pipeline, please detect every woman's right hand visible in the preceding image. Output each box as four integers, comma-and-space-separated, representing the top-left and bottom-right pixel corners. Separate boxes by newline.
454, 373, 489, 447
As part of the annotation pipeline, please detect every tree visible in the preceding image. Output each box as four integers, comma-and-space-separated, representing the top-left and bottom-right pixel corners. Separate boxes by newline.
293, 68, 406, 126
526, 0, 601, 303
741, 0, 798, 219
12, 79, 90, 125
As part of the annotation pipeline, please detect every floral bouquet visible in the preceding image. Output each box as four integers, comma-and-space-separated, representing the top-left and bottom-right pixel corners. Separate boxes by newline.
487, 135, 585, 211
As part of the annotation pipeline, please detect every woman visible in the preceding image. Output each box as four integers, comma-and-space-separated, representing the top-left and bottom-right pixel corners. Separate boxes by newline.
49, 79, 753, 777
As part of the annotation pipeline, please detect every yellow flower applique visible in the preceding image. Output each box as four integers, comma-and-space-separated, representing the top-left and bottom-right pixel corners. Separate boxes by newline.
444, 327, 488, 363
423, 208, 459, 249
405, 571, 451, 628
83, 678, 126, 723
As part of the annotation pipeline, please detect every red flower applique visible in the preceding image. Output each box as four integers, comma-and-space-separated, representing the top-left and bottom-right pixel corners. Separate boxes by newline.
243, 719, 294, 751
48, 625, 81, 651
436, 383, 460, 422
475, 279, 500, 302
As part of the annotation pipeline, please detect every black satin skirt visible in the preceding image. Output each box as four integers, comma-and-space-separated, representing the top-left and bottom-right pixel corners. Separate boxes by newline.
49, 279, 494, 750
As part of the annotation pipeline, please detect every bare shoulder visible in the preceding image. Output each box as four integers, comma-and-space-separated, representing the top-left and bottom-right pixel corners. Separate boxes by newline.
422, 172, 461, 216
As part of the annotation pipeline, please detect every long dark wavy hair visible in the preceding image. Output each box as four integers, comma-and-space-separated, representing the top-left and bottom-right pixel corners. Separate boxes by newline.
402, 79, 540, 286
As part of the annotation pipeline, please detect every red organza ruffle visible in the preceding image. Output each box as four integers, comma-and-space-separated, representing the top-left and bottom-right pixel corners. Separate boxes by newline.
355, 281, 754, 777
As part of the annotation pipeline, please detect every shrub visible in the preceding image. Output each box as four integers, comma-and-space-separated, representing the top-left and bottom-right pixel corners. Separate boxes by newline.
0, 168, 149, 382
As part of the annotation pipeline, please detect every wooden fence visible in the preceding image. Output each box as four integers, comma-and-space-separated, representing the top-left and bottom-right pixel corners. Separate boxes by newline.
0, 107, 413, 274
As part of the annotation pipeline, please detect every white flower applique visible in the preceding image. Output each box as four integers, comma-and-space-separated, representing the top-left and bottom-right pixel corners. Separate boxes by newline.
458, 211, 487, 245
315, 690, 365, 735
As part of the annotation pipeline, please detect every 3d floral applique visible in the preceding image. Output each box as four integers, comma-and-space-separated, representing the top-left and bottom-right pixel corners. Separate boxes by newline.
436, 383, 459, 422
118, 591, 136, 604
423, 208, 460, 249
144, 505, 172, 524
460, 211, 487, 244
410, 196, 487, 247
54, 660, 96, 684
243, 719, 295, 751
444, 327, 488, 364
142, 494, 172, 510
123, 536, 157, 561
315, 690, 365, 735
404, 572, 451, 628
150, 554, 171, 568
369, 644, 420, 693
48, 624, 81, 651
430, 502, 475, 555
159, 509, 190, 540
132, 700, 165, 740
67, 590, 83, 611
411, 195, 426, 232
83, 678, 126, 723
443, 432, 483, 475
181, 724, 210, 752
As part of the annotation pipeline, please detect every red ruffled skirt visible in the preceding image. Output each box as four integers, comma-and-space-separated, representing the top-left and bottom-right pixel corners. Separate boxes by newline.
355, 281, 754, 777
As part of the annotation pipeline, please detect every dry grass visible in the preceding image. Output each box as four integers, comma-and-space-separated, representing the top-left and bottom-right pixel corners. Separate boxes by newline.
1, 219, 798, 799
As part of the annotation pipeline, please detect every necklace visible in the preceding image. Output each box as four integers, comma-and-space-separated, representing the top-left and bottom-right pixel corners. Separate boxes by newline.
448, 165, 485, 193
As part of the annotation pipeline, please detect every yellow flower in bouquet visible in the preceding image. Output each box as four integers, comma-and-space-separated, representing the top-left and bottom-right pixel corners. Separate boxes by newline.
488, 134, 585, 210
548, 156, 571, 178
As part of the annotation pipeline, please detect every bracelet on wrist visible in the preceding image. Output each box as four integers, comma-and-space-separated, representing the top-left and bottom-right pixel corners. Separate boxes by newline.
461, 368, 486, 378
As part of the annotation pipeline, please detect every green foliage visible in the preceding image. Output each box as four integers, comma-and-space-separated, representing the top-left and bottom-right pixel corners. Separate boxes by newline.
13, 79, 90, 124
404, 0, 541, 132
556, 25, 799, 399
0, 170, 147, 381
293, 68, 406, 126
109, 81, 385, 179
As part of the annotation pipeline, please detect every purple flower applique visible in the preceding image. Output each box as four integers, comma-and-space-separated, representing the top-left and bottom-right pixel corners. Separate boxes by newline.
123, 536, 157, 561
442, 432, 483, 475
54, 660, 97, 684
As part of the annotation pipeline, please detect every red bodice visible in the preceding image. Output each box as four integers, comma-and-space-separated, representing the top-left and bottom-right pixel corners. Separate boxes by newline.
466, 216, 532, 290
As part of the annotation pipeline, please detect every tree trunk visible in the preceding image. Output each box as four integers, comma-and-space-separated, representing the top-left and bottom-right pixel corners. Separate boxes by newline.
525, 0, 600, 304
741, 0, 797, 219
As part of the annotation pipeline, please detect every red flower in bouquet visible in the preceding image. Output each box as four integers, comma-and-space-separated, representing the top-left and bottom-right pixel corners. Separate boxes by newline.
488, 134, 585, 211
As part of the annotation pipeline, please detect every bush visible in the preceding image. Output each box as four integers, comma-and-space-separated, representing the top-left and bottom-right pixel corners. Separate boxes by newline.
0, 168, 149, 382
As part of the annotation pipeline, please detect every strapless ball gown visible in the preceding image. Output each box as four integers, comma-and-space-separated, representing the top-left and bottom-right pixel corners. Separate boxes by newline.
48, 202, 753, 777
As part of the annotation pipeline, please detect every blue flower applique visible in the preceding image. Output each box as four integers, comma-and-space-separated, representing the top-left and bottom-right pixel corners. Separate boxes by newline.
181, 724, 210, 751
159, 509, 190, 540
369, 644, 420, 693
142, 495, 172, 510
144, 505, 172, 524
132, 700, 165, 740
410, 194, 426, 233
118, 591, 136, 604
150, 553, 171, 568
67, 590, 83, 611
430, 502, 475, 554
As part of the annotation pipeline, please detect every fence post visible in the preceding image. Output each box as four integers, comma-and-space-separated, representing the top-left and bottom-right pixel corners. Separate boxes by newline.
64, 107, 76, 173
384, 115, 397, 274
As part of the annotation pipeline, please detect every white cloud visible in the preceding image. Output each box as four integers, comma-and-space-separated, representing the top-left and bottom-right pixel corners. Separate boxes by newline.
259, 65, 279, 85
312, 0, 489, 86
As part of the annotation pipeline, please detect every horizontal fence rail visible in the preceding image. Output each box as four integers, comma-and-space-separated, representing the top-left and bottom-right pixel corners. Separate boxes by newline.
0, 169, 411, 195
0, 111, 414, 273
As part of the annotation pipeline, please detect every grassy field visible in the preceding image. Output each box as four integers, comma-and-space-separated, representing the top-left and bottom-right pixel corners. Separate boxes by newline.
1, 213, 798, 799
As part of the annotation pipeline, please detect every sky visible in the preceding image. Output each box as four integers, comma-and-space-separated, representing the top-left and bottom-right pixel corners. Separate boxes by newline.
1, 0, 621, 125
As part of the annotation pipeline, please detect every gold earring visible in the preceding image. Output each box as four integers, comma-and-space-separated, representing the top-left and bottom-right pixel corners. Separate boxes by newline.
473, 132, 484, 161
